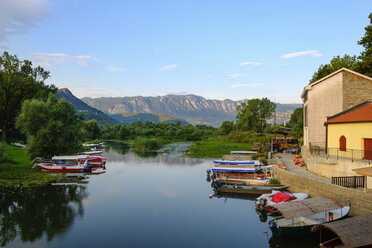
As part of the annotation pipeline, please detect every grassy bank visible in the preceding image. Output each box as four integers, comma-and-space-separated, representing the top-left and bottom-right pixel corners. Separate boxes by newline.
188, 140, 252, 158
0, 145, 60, 189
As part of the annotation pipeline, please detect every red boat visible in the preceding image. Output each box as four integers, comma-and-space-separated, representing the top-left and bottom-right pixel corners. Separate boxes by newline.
36, 155, 106, 173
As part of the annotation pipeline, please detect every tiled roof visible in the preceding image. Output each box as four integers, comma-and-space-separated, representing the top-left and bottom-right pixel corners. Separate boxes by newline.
325, 101, 372, 124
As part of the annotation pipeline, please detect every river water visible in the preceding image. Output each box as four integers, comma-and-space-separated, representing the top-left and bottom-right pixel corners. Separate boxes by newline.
0, 142, 319, 248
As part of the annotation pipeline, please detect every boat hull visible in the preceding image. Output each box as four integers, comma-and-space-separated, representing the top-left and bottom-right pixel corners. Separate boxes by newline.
214, 183, 289, 194
38, 163, 91, 173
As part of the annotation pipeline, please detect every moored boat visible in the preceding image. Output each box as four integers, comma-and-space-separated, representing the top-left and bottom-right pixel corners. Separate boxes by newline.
230, 151, 257, 155
36, 155, 106, 173
78, 151, 103, 155
212, 181, 289, 194
268, 197, 350, 237
256, 191, 309, 214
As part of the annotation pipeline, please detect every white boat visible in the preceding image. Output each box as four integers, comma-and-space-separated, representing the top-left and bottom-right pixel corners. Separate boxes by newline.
78, 151, 103, 155
213, 160, 261, 166
230, 151, 257, 155
256, 191, 309, 211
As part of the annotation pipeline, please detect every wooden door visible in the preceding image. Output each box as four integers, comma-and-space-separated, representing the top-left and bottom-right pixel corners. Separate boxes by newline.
364, 139, 372, 160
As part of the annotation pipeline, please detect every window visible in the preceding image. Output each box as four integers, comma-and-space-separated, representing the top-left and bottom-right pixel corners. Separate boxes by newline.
304, 105, 308, 127
339, 136, 346, 151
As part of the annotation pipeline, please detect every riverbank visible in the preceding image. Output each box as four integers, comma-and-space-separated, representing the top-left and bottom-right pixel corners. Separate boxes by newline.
188, 140, 252, 158
272, 152, 372, 216
0, 145, 60, 189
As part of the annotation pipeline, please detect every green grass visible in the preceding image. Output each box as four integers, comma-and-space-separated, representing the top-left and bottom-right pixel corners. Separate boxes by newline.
0, 145, 60, 189
188, 140, 252, 158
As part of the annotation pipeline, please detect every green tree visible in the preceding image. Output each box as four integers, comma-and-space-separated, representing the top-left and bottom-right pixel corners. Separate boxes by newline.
84, 120, 100, 140
117, 124, 130, 140
219, 121, 234, 135
355, 13, 372, 77
288, 107, 303, 127
309, 55, 358, 83
236, 98, 275, 132
289, 107, 303, 138
0, 52, 57, 141
16, 95, 84, 158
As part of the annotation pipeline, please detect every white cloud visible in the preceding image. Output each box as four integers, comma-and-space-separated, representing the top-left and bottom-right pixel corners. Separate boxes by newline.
31, 52, 99, 67
240, 61, 262, 66
281, 50, 322, 59
229, 73, 249, 78
231, 83, 260, 88
160, 64, 180, 71
105, 66, 125, 72
0, 0, 50, 44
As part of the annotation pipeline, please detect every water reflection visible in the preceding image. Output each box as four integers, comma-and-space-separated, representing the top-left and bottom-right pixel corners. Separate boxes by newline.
104, 141, 130, 155
0, 185, 87, 247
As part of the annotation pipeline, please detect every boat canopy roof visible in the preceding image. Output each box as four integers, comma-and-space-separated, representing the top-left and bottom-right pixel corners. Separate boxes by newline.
312, 214, 372, 248
213, 160, 260, 165
267, 197, 342, 219
212, 167, 259, 173
230, 151, 257, 154
52, 155, 89, 160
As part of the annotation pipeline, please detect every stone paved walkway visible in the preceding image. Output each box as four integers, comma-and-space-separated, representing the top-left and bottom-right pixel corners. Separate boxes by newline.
275, 152, 332, 184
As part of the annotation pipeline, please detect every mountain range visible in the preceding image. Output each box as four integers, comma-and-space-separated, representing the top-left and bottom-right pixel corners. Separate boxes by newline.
56, 88, 302, 126
81, 94, 302, 126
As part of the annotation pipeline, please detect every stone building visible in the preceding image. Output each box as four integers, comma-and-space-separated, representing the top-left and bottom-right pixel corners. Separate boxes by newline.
301, 68, 372, 150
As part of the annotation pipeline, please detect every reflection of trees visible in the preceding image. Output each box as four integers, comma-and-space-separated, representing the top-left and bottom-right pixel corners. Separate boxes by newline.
0, 185, 87, 246
106, 141, 130, 155
133, 149, 158, 158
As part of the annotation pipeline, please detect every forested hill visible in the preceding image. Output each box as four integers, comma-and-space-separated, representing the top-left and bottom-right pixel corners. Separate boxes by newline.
82, 95, 302, 127
55, 88, 119, 125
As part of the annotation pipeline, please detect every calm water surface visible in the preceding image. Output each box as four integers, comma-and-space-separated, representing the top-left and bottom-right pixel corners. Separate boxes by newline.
1, 142, 318, 248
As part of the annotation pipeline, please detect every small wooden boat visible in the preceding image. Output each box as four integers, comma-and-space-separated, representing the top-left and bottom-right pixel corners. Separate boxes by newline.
268, 198, 350, 237
212, 181, 289, 195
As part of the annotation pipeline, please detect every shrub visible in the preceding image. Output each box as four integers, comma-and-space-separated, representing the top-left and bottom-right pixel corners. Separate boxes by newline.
134, 137, 160, 151
269, 178, 280, 185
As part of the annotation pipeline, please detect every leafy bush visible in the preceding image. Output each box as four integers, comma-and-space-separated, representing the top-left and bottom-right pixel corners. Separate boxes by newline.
134, 137, 160, 151
269, 178, 280, 185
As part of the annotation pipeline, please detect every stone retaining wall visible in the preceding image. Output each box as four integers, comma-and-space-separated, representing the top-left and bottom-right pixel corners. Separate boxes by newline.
272, 166, 372, 216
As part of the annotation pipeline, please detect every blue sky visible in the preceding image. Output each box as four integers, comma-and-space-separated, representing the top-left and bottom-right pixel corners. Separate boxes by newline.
0, 0, 371, 103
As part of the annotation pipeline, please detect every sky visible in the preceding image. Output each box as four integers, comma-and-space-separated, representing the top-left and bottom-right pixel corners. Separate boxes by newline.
0, 0, 371, 103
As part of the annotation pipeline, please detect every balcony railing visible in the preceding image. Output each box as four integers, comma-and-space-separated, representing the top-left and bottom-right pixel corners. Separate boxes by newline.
332, 176, 365, 188
311, 146, 372, 165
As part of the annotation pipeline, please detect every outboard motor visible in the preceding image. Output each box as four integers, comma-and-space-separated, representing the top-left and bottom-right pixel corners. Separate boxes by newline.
259, 198, 267, 208
259, 212, 268, 222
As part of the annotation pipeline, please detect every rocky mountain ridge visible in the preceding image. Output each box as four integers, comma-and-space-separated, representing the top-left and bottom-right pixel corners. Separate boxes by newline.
82, 95, 302, 127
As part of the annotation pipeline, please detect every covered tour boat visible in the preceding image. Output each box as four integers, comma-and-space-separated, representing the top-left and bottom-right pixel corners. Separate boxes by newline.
268, 197, 350, 237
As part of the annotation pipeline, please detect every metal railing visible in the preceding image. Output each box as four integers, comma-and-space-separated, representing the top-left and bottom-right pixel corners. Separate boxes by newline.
311, 147, 372, 164
332, 176, 365, 188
